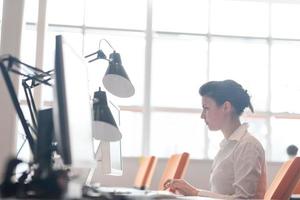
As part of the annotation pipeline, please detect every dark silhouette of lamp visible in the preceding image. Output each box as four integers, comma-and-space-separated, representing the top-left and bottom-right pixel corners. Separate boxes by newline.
85, 39, 135, 98
92, 87, 122, 141
0, 55, 52, 154
85, 39, 135, 141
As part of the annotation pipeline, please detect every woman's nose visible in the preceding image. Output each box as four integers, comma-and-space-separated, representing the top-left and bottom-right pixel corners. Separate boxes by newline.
201, 112, 205, 119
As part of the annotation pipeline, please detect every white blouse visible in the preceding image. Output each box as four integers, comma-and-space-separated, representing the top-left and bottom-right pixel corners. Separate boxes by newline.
199, 123, 266, 199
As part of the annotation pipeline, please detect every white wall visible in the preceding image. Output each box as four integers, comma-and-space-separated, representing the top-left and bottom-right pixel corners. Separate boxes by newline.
92, 157, 282, 190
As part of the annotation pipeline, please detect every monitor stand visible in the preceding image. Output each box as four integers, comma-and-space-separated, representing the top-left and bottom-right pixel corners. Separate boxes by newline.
35, 108, 54, 175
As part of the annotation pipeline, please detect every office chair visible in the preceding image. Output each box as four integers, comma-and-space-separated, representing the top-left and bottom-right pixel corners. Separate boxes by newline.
133, 156, 158, 190
158, 152, 190, 192
293, 180, 300, 194
264, 157, 300, 200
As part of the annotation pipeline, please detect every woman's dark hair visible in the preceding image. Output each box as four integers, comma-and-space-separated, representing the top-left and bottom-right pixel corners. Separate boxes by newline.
199, 79, 254, 116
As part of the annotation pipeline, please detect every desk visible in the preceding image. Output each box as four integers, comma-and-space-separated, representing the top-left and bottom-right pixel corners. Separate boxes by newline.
84, 186, 218, 200
83, 186, 218, 200
291, 194, 300, 200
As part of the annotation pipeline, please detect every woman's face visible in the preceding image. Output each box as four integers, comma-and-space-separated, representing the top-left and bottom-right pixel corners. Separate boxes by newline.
201, 96, 225, 131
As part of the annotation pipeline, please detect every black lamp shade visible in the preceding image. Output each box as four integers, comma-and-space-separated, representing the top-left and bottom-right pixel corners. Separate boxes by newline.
102, 52, 135, 98
92, 89, 122, 141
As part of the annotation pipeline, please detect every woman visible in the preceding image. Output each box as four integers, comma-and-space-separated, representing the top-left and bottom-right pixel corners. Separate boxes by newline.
164, 80, 266, 199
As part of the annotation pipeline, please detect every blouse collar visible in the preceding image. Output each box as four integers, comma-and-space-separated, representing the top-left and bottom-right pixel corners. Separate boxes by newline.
220, 123, 248, 148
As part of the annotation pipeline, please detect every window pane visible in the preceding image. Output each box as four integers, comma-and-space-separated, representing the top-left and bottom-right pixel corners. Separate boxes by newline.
21, 28, 37, 69
120, 111, 143, 156
209, 38, 268, 112
271, 118, 300, 161
24, 0, 39, 23
211, 0, 268, 37
272, 2, 300, 39
152, 35, 207, 108
150, 112, 205, 159
85, 0, 147, 30
47, 0, 84, 25
153, 0, 208, 34
271, 41, 300, 113
84, 30, 145, 106
19, 28, 37, 101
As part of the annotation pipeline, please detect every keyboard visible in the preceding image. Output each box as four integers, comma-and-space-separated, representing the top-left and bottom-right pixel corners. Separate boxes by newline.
96, 186, 146, 195
83, 185, 180, 199
83, 185, 141, 199
83, 187, 217, 200
143, 190, 180, 199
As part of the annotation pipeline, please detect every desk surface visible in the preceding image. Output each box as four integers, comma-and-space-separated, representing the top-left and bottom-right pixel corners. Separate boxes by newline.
84, 186, 217, 200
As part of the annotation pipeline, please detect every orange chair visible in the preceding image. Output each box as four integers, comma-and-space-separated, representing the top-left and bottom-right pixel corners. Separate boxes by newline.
158, 152, 190, 192
293, 179, 300, 194
133, 155, 158, 190
264, 157, 300, 200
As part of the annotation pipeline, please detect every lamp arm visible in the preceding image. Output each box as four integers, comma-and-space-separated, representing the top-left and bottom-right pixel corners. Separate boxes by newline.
10, 56, 49, 76
85, 50, 99, 59
0, 62, 36, 154
99, 39, 115, 51
2, 55, 52, 86
22, 81, 38, 133
84, 39, 117, 64
21, 68, 54, 138
22, 69, 53, 88
0, 55, 53, 155
9, 68, 52, 86
85, 49, 109, 63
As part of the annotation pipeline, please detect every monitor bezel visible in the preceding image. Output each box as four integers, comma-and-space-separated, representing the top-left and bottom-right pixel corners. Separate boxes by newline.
53, 35, 72, 165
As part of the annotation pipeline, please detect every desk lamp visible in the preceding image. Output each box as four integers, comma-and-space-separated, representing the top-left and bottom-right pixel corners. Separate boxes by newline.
0, 55, 52, 154
92, 87, 121, 141
0, 55, 67, 198
22, 69, 54, 134
85, 39, 135, 141
85, 39, 135, 98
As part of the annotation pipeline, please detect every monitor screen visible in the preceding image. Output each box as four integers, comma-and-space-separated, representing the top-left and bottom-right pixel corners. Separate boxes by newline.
53, 35, 94, 168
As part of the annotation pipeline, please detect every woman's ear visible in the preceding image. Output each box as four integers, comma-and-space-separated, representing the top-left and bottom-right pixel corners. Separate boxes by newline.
223, 101, 233, 113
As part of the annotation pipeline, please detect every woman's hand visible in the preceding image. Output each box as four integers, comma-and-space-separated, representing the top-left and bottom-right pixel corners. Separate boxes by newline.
163, 179, 200, 196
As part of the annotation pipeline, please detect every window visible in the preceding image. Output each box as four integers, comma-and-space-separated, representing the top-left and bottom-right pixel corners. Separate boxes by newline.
271, 2, 300, 39
271, 41, 300, 113
152, 0, 209, 34
209, 38, 269, 111
85, 0, 147, 30
18, 0, 300, 162
47, 0, 85, 26
210, 0, 269, 37
151, 35, 207, 108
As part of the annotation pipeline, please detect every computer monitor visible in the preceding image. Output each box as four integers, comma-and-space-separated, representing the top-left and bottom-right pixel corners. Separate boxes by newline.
53, 35, 94, 168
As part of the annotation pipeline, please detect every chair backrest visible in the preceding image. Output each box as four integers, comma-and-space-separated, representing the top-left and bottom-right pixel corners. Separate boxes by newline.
133, 155, 158, 190
293, 179, 300, 194
158, 152, 190, 192
264, 157, 300, 200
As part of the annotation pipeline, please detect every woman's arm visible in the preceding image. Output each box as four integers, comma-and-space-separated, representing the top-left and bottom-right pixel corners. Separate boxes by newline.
232, 141, 266, 198
164, 179, 234, 199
